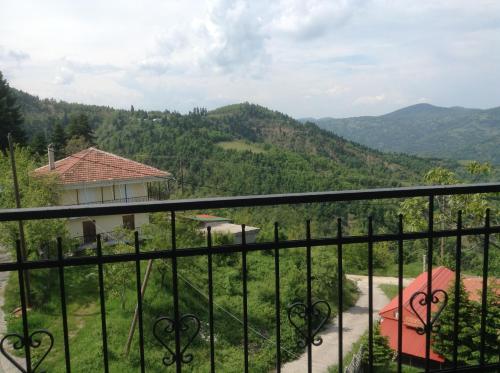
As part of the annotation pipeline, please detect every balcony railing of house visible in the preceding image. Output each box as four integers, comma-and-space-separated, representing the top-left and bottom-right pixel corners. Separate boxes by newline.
0, 183, 498, 373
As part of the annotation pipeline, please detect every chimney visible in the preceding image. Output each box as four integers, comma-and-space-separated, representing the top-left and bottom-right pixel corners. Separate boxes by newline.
48, 144, 55, 171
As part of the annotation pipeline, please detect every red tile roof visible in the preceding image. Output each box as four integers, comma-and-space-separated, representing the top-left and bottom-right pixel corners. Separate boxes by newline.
380, 266, 453, 318
34, 147, 171, 185
379, 266, 499, 363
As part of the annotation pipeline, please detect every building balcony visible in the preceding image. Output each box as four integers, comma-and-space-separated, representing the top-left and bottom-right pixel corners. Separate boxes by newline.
0, 183, 498, 373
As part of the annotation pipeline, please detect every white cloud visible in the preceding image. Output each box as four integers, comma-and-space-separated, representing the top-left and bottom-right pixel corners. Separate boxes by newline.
0, 46, 30, 63
1, 0, 500, 117
354, 94, 386, 105
139, 0, 270, 77
53, 67, 75, 85
271, 0, 367, 40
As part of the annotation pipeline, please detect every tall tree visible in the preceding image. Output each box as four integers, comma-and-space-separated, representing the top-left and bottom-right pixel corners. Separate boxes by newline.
30, 131, 47, 156
0, 71, 26, 153
51, 121, 67, 159
67, 113, 94, 144
433, 281, 480, 364
434, 280, 500, 365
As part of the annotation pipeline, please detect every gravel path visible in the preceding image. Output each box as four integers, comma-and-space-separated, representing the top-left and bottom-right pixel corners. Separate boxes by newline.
281, 275, 413, 373
0, 247, 25, 373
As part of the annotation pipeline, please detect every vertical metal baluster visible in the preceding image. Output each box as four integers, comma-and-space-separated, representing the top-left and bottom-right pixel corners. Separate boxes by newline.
241, 224, 249, 373
368, 216, 374, 373
452, 211, 462, 369
479, 209, 490, 366
134, 231, 145, 373
306, 220, 313, 373
57, 237, 71, 373
425, 196, 434, 373
207, 227, 215, 373
397, 215, 403, 373
15, 239, 31, 372
96, 235, 109, 373
274, 222, 281, 373
337, 218, 343, 372
171, 211, 182, 373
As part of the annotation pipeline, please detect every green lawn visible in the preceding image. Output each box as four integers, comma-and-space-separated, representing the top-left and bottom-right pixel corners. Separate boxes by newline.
217, 140, 268, 154
379, 284, 401, 300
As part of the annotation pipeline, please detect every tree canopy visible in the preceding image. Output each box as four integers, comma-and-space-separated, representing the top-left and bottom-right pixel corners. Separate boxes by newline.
0, 71, 25, 153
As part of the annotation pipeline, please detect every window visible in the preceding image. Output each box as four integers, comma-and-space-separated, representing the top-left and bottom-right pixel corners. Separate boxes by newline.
122, 214, 135, 230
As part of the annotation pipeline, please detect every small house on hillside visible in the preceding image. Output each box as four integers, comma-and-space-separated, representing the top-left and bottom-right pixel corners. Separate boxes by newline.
379, 266, 498, 367
189, 214, 260, 244
34, 146, 173, 245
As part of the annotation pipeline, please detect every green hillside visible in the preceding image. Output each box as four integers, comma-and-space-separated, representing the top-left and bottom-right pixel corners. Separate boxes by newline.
307, 103, 500, 164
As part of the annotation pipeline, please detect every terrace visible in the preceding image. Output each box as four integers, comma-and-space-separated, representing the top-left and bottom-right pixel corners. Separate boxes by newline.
0, 183, 498, 373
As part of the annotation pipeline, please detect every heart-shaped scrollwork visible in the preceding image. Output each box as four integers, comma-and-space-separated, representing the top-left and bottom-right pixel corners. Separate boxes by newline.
153, 314, 201, 366
287, 300, 331, 348
409, 289, 448, 335
0, 329, 54, 373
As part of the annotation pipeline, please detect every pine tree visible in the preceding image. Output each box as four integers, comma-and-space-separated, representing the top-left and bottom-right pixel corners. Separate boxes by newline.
433, 280, 480, 364
470, 282, 500, 364
67, 113, 94, 144
30, 131, 47, 156
51, 122, 67, 159
0, 71, 26, 153
361, 322, 393, 369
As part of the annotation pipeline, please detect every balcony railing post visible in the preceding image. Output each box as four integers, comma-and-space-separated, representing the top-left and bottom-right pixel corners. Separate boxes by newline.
274, 222, 281, 373
479, 209, 490, 366
368, 216, 374, 372
452, 211, 462, 369
133, 231, 146, 373
337, 218, 343, 372
306, 220, 313, 373
57, 237, 71, 373
16, 239, 32, 372
241, 224, 249, 373
425, 195, 434, 372
171, 211, 182, 373
397, 214, 404, 373
207, 227, 215, 373
96, 235, 109, 373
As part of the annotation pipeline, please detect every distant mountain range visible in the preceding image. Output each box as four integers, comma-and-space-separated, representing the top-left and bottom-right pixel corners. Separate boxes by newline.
303, 103, 500, 164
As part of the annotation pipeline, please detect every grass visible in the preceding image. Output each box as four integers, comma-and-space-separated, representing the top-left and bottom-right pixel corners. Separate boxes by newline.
347, 260, 422, 278
379, 284, 401, 300
217, 140, 268, 154
2, 244, 360, 372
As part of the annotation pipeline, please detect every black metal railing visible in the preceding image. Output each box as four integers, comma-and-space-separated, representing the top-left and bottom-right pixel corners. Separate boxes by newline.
0, 183, 498, 372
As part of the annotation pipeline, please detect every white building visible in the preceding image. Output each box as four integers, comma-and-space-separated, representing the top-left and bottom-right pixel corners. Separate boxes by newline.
34, 147, 172, 245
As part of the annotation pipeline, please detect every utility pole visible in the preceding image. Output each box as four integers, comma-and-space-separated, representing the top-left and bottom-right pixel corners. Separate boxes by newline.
8, 133, 31, 306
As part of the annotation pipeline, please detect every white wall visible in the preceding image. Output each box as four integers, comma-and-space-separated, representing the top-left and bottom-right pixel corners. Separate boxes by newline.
67, 213, 150, 238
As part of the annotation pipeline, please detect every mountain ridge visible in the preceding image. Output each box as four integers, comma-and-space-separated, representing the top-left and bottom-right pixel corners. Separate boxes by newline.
303, 103, 500, 164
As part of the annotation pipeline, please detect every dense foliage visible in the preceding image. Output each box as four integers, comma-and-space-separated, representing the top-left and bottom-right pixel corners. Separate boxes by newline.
0, 72, 25, 152
434, 280, 500, 365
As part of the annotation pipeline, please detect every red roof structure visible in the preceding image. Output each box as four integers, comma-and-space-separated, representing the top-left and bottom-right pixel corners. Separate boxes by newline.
379, 266, 497, 363
34, 147, 171, 185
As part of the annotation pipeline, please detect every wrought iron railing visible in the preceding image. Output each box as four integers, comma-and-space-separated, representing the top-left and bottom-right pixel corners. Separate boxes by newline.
0, 183, 498, 373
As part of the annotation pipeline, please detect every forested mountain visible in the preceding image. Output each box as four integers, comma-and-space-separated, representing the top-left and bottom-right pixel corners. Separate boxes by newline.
13, 89, 450, 198
306, 103, 500, 164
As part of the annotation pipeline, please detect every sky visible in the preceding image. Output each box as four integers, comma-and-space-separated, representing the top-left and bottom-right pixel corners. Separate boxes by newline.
1, 0, 500, 118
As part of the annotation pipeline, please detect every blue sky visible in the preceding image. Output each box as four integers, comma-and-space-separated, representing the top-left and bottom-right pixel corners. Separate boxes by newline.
1, 0, 500, 117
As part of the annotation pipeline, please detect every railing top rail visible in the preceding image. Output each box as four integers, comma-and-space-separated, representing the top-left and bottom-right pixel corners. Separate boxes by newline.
0, 183, 498, 221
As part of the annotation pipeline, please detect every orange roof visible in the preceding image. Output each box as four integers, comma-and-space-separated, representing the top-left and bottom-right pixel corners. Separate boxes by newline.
34, 147, 171, 185
379, 267, 499, 362
380, 266, 453, 317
